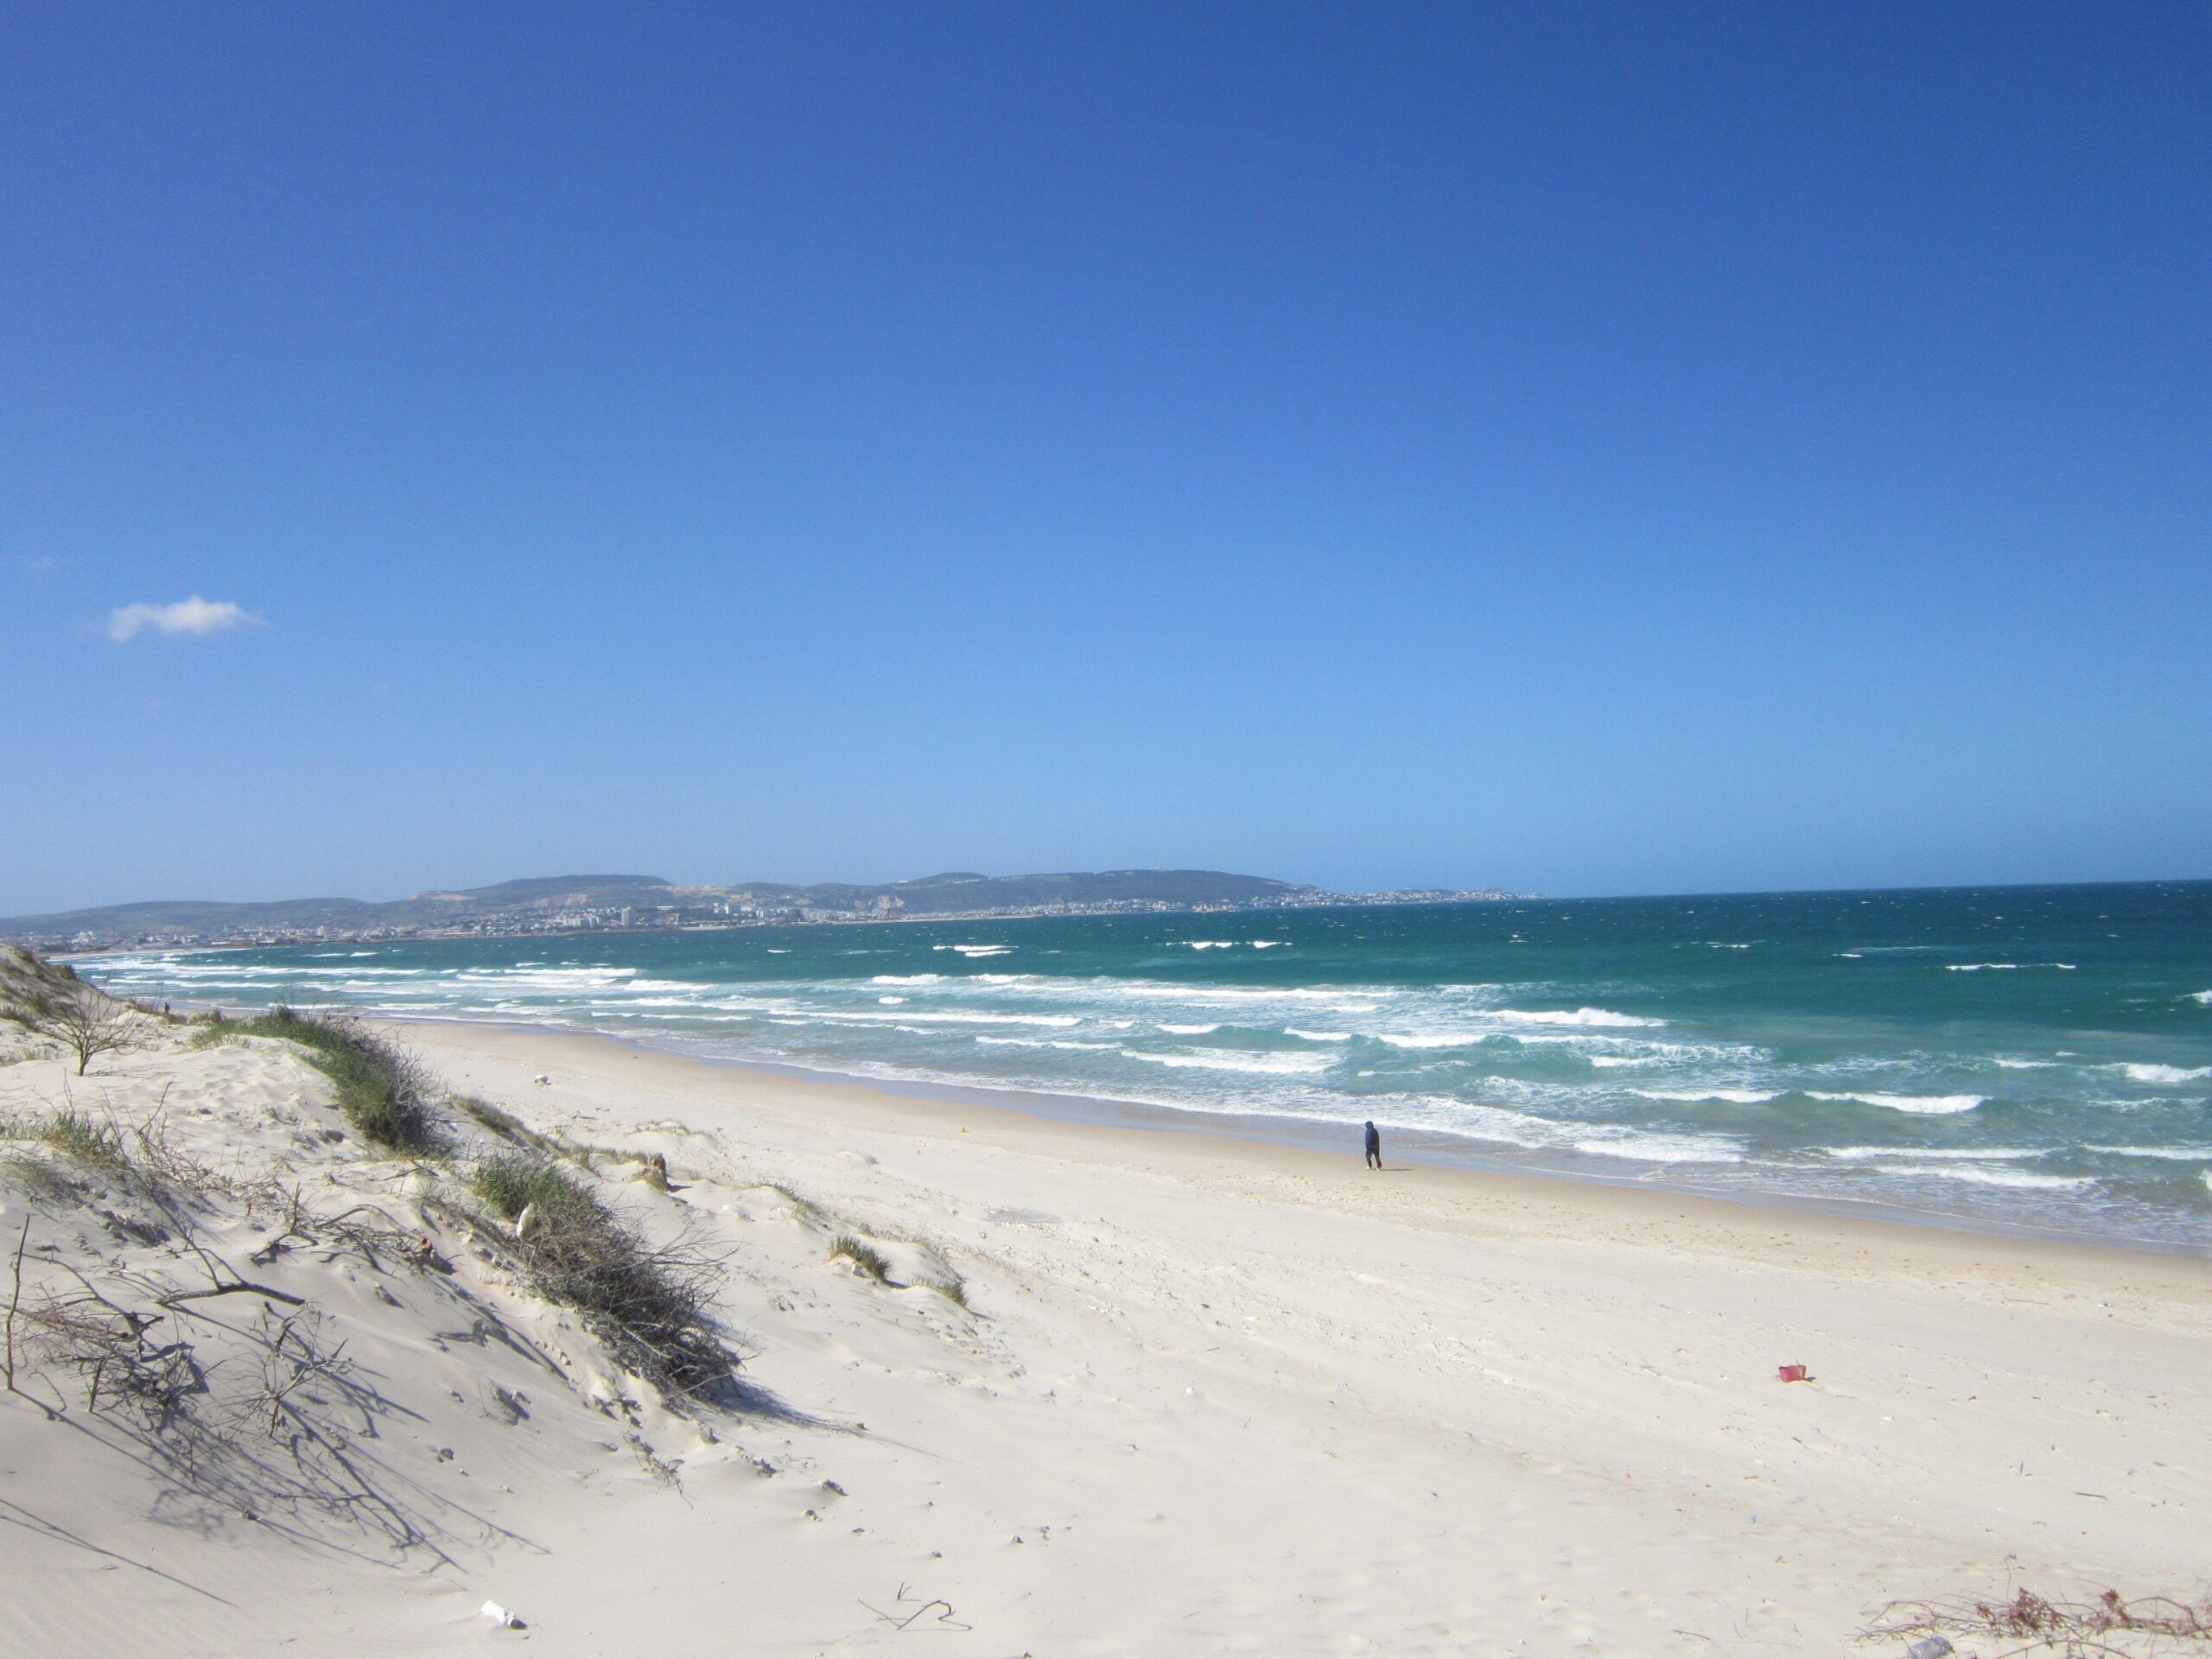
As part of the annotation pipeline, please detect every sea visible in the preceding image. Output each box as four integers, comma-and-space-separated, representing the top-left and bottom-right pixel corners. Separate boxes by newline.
77, 880, 2212, 1254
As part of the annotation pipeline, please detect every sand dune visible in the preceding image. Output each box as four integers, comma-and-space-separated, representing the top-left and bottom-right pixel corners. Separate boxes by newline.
2, 1010, 2205, 1656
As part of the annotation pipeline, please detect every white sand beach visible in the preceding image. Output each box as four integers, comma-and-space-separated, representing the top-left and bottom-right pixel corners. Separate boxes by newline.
3, 1006, 2206, 1656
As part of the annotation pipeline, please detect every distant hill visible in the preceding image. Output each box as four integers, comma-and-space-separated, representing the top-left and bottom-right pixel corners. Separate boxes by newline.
2, 868, 1522, 949
0, 877, 683, 941
727, 868, 1310, 914
1, 868, 1306, 945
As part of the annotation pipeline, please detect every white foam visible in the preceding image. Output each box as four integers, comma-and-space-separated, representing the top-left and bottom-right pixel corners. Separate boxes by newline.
1946, 962, 2076, 972
1285, 1029, 1351, 1043
878, 995, 905, 1005
873, 974, 943, 985
1127, 1050, 1333, 1076
855, 1008, 1080, 1029
1635, 1088, 1783, 1105
1158, 1023, 1221, 1035
2083, 1145, 2212, 1161
1703, 942, 1751, 950
1250, 940, 1286, 949
1993, 1058, 2057, 1069
153, 963, 427, 980
1806, 1091, 1986, 1114
1573, 1134, 1745, 1166
1587, 1055, 1656, 1068
1821, 1146, 2047, 1162
1120, 983, 1392, 1006
2192, 990, 2212, 1006
456, 965, 639, 991
1835, 952, 1864, 959
1182, 941, 1236, 950
974, 1036, 1116, 1052
1487, 1007, 1664, 1029
936, 944, 1013, 957
1376, 1032, 1487, 1050
2121, 1064, 2211, 1084
1873, 1164, 2092, 1192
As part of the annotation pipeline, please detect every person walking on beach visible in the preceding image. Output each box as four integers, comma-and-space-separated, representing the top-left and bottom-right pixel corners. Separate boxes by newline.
1363, 1120, 1382, 1170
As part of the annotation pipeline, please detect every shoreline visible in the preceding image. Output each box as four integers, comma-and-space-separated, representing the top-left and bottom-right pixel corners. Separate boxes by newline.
391, 1015, 2212, 1281
64, 946, 2212, 1256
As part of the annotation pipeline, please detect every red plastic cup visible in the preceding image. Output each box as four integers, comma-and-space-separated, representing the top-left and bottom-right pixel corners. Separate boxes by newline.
1777, 1363, 1808, 1382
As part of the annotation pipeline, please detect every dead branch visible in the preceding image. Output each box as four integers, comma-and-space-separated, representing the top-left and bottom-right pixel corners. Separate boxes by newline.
1863, 1586, 2212, 1657
4, 1217, 27, 1394
158, 1282, 308, 1309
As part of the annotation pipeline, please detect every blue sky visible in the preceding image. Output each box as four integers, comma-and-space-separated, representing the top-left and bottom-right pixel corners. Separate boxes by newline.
4, 3, 2208, 912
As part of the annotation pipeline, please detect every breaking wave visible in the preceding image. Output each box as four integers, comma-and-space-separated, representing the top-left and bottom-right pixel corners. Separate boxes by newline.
1635, 1088, 1783, 1104
1873, 1164, 2093, 1191
1805, 1091, 1986, 1114
2121, 1063, 2211, 1084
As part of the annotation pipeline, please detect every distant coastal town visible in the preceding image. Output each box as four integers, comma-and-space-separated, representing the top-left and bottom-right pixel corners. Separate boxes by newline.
1, 868, 1530, 952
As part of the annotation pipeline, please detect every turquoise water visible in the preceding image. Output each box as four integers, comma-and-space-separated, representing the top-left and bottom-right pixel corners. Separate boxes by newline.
84, 881, 2212, 1251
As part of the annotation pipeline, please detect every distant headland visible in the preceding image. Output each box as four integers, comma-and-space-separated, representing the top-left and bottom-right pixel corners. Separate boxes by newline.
1, 869, 1529, 950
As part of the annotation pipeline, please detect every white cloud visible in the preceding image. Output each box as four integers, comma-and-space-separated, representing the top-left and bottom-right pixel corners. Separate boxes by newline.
106, 595, 262, 642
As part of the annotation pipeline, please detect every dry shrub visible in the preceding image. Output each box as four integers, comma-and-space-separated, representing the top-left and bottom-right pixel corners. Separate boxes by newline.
196, 1008, 442, 1153
832, 1233, 891, 1281
471, 1154, 734, 1402
27, 1107, 127, 1169
0, 957, 142, 1075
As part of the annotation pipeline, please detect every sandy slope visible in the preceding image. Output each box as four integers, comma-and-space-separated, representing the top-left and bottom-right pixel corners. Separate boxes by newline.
3, 1014, 2206, 1657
